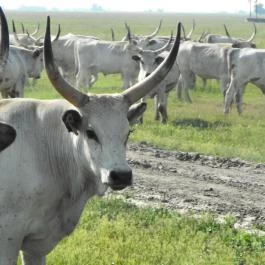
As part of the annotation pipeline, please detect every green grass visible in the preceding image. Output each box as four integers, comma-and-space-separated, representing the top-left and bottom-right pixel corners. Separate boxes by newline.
40, 197, 265, 264
11, 11, 265, 263
25, 74, 265, 162
15, 10, 265, 162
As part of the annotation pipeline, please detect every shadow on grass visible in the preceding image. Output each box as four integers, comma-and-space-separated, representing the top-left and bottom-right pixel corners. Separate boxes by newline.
172, 118, 231, 129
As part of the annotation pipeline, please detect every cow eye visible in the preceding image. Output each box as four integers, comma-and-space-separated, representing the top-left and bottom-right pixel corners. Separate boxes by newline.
86, 129, 99, 143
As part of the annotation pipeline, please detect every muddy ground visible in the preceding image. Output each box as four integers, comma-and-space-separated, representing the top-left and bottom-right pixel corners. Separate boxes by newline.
110, 142, 265, 230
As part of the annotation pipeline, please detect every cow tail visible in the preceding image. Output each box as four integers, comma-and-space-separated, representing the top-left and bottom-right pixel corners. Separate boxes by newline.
227, 49, 238, 77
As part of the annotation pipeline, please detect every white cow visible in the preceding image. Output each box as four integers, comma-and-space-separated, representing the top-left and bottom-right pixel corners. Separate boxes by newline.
204, 23, 256, 48
74, 36, 141, 91
9, 20, 43, 48
177, 41, 231, 103
50, 33, 100, 85
0, 13, 181, 264
121, 20, 162, 48
132, 39, 180, 123
0, 19, 44, 98
224, 47, 265, 114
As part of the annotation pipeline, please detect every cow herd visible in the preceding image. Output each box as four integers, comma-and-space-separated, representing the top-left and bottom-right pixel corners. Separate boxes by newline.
0, 9, 262, 122
0, 6, 264, 264
0, 7, 181, 264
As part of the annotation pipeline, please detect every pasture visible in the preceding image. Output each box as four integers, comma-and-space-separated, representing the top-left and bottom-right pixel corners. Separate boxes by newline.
7, 10, 265, 162
5, 10, 265, 264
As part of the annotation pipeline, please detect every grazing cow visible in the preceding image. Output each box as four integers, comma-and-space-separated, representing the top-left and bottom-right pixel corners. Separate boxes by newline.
0, 11, 181, 264
0, 17, 44, 98
224, 47, 265, 114
74, 35, 141, 91
121, 20, 162, 48
47, 33, 100, 85
204, 23, 257, 48
9, 20, 43, 48
177, 41, 231, 103
132, 38, 180, 123
1, 46, 44, 98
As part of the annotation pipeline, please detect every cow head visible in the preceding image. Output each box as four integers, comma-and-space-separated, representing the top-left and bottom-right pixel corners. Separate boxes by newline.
224, 23, 257, 49
29, 47, 44, 79
132, 35, 172, 80
44, 16, 181, 193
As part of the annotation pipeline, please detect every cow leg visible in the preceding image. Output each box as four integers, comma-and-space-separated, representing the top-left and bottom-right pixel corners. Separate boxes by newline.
89, 66, 98, 87
158, 104, 167, 124
0, 240, 20, 265
176, 76, 183, 100
139, 97, 146, 124
0, 221, 23, 264
154, 95, 160, 121
220, 77, 230, 96
224, 78, 236, 114
183, 86, 192, 103
181, 72, 194, 103
235, 89, 243, 115
201, 77, 207, 89
21, 252, 46, 265
156, 90, 169, 124
122, 74, 130, 90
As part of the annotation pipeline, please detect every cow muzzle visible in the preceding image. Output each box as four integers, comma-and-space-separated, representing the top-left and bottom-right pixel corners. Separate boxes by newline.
145, 73, 151, 78
108, 170, 133, 190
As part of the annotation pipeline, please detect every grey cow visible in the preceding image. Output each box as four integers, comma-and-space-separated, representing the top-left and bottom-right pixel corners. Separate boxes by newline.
0, 10, 181, 265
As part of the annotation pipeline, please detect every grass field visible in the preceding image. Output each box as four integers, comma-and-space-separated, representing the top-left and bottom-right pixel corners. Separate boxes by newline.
6, 10, 265, 162
7, 11, 265, 264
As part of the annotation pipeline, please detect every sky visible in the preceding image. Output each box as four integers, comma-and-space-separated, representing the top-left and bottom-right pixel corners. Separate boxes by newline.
0, 0, 258, 13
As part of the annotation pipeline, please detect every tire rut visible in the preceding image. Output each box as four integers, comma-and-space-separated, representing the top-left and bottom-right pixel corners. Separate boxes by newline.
110, 142, 265, 228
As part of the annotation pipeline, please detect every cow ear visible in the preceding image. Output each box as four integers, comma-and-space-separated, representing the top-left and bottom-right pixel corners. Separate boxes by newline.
0, 122, 16, 152
127, 102, 147, 126
62, 110, 82, 135
147, 39, 157, 46
132, 55, 141, 62
33, 48, 43, 58
155, 56, 164, 65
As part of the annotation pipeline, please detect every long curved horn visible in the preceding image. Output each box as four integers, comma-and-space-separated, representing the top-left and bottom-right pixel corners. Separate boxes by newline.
186, 19, 195, 39
145, 19, 162, 39
52, 24, 61, 41
0, 7, 9, 64
153, 32, 173, 55
198, 30, 208, 42
122, 22, 181, 105
224, 24, 232, 40
139, 32, 172, 55
180, 23, 186, 40
31, 22, 40, 36
246, 23, 256, 42
21, 22, 25, 33
12, 20, 20, 44
111, 28, 115, 41
44, 16, 88, 107
124, 22, 132, 41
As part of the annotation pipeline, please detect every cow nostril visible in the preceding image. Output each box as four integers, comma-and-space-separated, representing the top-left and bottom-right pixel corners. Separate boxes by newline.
145, 73, 150, 78
109, 170, 132, 190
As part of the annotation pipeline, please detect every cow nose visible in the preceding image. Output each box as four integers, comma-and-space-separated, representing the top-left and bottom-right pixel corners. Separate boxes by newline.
145, 73, 150, 78
109, 170, 133, 190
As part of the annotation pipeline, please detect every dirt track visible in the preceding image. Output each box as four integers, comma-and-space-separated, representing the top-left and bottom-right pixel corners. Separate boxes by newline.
111, 142, 265, 229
